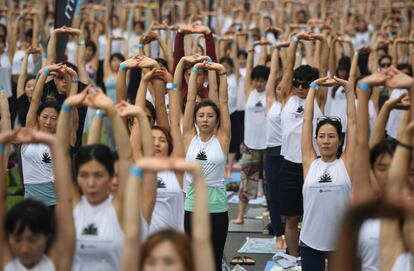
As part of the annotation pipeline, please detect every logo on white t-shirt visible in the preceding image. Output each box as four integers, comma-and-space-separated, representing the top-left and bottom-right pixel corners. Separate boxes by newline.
42, 152, 52, 164
82, 223, 98, 235
196, 150, 208, 161
157, 177, 166, 189
318, 170, 333, 183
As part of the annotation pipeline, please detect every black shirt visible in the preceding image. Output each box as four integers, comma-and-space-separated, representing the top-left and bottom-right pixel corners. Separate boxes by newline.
17, 95, 30, 126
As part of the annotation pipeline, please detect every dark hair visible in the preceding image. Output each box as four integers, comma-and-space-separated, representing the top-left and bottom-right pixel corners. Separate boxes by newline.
62, 61, 78, 74
85, 40, 97, 56
110, 53, 125, 63
194, 99, 220, 125
74, 144, 115, 176
370, 138, 398, 168
332, 57, 351, 98
378, 55, 392, 66
37, 100, 60, 116
24, 29, 33, 42
152, 126, 173, 155
5, 199, 55, 250
251, 65, 270, 81
24, 75, 36, 89
0, 24, 7, 37
397, 63, 413, 77
133, 20, 145, 30
237, 50, 248, 59
145, 100, 156, 125
0, 35, 5, 44
219, 57, 234, 68
315, 119, 343, 158
293, 65, 320, 82
141, 229, 193, 271
155, 58, 168, 69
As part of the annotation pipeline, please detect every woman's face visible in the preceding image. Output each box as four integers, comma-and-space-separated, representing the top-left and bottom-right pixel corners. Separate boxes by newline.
37, 107, 58, 134
152, 129, 170, 157
24, 79, 36, 98
373, 154, 392, 186
9, 227, 48, 269
316, 124, 341, 159
110, 57, 121, 72
195, 106, 218, 134
143, 240, 185, 271
77, 159, 112, 205
85, 46, 94, 62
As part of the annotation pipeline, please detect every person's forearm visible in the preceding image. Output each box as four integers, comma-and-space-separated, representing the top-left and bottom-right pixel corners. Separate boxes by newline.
17, 54, 29, 98
152, 80, 170, 131
173, 32, 185, 73
107, 107, 133, 160
87, 114, 103, 145
370, 103, 391, 148
116, 69, 127, 103
47, 33, 57, 64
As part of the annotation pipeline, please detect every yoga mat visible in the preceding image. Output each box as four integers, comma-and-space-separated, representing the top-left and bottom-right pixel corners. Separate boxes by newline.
228, 219, 264, 233
238, 237, 284, 254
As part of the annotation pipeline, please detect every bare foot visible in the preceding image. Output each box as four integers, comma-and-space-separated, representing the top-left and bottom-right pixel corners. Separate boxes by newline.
275, 236, 287, 250
232, 218, 244, 224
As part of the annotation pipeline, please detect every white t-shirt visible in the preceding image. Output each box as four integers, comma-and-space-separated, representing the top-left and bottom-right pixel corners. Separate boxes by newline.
386, 88, 408, 139
4, 255, 55, 271
98, 35, 107, 60
300, 158, 351, 251
391, 252, 414, 271
73, 195, 124, 271
358, 219, 380, 271
67, 41, 77, 64
266, 101, 282, 148
325, 86, 347, 133
12, 50, 35, 75
149, 170, 184, 234
244, 89, 267, 150
227, 73, 238, 115
21, 144, 54, 185
0, 53, 12, 98
184, 135, 226, 192
236, 68, 246, 111
280, 95, 322, 163
110, 28, 125, 55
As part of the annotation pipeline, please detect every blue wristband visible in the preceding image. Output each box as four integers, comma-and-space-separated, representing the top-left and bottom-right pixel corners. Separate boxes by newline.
0, 145, 4, 154
61, 103, 72, 113
252, 41, 259, 46
96, 110, 105, 119
192, 67, 201, 73
310, 81, 319, 91
0, 85, 3, 91
207, 57, 212, 63
166, 82, 177, 90
43, 67, 50, 76
138, 43, 144, 49
130, 165, 144, 178
119, 63, 128, 72
359, 81, 371, 93
35, 74, 40, 81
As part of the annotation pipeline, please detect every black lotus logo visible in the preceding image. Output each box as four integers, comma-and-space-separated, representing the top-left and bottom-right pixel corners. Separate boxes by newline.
296, 106, 304, 114
318, 171, 332, 183
42, 152, 52, 164
82, 223, 98, 235
157, 177, 166, 188
196, 150, 207, 161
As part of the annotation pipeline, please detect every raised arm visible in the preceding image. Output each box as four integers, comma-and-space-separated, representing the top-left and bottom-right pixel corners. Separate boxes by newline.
206, 62, 231, 154
104, 36, 114, 79
116, 101, 155, 222
119, 164, 143, 271
0, 90, 11, 168
16, 49, 31, 99
183, 62, 206, 146
335, 77, 356, 174
117, 57, 140, 103
301, 78, 324, 176
370, 93, 409, 147
86, 111, 104, 145
243, 42, 255, 102
353, 72, 388, 201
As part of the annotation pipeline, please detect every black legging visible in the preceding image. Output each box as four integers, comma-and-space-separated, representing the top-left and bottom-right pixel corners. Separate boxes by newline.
184, 211, 228, 271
